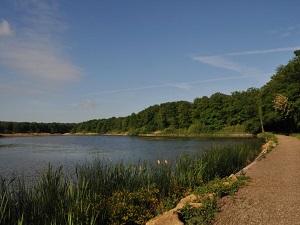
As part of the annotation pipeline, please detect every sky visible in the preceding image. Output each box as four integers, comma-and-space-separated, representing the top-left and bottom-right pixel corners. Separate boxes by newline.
1, 0, 300, 123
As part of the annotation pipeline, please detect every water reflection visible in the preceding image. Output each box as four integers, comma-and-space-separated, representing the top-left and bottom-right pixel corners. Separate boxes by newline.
0, 135, 259, 178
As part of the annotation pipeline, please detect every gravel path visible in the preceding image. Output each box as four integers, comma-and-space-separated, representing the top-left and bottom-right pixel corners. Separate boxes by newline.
213, 135, 300, 225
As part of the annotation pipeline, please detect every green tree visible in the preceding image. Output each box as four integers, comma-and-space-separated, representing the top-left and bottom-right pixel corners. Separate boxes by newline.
176, 101, 192, 129
261, 50, 300, 133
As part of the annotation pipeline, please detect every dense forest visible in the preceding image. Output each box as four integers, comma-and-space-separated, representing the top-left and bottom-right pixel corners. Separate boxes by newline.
1, 51, 300, 135
0, 122, 75, 134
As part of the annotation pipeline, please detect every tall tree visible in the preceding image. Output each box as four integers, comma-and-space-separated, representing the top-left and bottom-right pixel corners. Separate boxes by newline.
261, 50, 300, 133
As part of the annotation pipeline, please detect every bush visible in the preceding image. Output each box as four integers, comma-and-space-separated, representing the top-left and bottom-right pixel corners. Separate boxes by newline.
109, 185, 159, 225
257, 132, 278, 144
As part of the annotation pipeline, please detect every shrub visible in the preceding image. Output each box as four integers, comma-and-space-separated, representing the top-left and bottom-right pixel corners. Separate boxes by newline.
257, 132, 278, 144
109, 185, 159, 225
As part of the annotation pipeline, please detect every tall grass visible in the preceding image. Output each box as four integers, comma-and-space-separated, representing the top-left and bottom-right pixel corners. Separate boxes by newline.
291, 133, 300, 141
0, 141, 263, 225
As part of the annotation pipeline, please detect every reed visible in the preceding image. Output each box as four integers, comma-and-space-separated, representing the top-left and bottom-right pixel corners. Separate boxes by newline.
0, 141, 263, 225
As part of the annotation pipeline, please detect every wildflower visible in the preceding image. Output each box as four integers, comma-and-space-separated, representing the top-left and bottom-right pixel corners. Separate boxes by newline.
157, 160, 160, 165
164, 160, 168, 164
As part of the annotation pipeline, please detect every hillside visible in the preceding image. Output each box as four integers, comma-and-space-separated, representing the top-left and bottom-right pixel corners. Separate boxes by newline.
1, 50, 300, 135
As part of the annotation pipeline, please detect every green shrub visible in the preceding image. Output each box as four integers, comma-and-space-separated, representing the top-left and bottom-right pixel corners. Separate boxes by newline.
257, 132, 278, 144
179, 198, 218, 225
291, 133, 300, 139
109, 185, 159, 225
221, 124, 246, 133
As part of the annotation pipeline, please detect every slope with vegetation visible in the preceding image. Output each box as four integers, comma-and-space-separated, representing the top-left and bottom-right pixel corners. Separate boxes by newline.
1, 50, 299, 136
71, 51, 300, 135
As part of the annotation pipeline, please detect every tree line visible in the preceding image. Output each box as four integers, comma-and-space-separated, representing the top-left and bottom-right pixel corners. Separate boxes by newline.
0, 122, 75, 134
71, 88, 261, 135
1, 51, 300, 135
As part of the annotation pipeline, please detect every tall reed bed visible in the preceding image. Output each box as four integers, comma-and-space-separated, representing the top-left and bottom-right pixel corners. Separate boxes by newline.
0, 140, 263, 225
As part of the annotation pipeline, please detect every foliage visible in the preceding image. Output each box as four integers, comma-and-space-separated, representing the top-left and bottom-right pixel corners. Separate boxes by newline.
260, 51, 300, 133
291, 133, 300, 139
194, 175, 249, 198
179, 198, 218, 225
180, 175, 249, 225
273, 94, 290, 115
109, 185, 159, 225
0, 121, 75, 134
70, 88, 262, 135
257, 132, 278, 144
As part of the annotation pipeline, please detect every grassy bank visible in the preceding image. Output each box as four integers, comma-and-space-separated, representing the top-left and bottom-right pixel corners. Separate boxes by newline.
291, 133, 300, 139
0, 141, 263, 225
0, 131, 253, 138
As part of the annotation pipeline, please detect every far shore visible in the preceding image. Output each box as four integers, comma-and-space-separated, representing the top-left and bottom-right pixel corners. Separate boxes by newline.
0, 132, 254, 138
0, 132, 99, 137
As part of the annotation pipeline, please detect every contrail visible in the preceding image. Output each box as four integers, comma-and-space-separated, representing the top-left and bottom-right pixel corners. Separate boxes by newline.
185, 73, 272, 85
85, 84, 167, 96
84, 73, 272, 96
210, 46, 300, 57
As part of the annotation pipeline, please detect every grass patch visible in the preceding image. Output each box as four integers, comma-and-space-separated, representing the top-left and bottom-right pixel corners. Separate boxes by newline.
179, 175, 249, 225
257, 132, 278, 144
0, 141, 262, 225
291, 133, 300, 139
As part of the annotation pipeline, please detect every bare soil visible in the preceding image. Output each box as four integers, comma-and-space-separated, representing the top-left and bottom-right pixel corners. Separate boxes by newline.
214, 135, 300, 225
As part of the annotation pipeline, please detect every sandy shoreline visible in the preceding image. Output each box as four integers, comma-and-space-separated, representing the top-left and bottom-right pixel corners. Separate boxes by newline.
0, 132, 99, 137
0, 132, 254, 138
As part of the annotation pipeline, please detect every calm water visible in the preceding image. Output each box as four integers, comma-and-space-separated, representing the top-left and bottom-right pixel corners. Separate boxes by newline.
0, 135, 258, 178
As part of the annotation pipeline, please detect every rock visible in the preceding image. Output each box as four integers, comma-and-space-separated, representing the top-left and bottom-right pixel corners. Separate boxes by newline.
146, 210, 183, 225
189, 202, 203, 208
229, 174, 238, 182
268, 140, 277, 148
204, 193, 215, 200
146, 194, 203, 225
223, 181, 230, 186
174, 194, 199, 210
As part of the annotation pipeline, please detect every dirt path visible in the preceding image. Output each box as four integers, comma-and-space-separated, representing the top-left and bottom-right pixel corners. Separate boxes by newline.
214, 135, 300, 225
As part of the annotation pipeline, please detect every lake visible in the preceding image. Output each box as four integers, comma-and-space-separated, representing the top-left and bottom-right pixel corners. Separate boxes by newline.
0, 135, 260, 178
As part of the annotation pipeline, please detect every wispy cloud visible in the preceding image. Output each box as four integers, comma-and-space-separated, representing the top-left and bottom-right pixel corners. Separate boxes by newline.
0, 20, 14, 36
269, 24, 300, 38
185, 73, 272, 85
222, 46, 300, 56
85, 46, 292, 97
80, 100, 97, 108
85, 73, 271, 96
85, 81, 194, 96
191, 46, 300, 75
0, 83, 49, 96
165, 82, 191, 90
71, 100, 97, 109
0, 1, 82, 94
193, 55, 261, 75
85, 84, 167, 96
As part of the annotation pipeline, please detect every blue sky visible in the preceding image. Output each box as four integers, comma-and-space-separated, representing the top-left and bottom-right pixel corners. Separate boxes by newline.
1, 0, 300, 122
